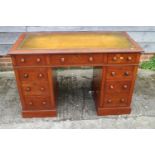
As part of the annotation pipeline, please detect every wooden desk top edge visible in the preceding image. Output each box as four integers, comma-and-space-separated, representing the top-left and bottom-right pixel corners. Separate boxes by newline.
9, 31, 144, 55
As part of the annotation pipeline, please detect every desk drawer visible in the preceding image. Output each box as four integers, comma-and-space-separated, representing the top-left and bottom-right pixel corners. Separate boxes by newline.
17, 68, 48, 82
24, 96, 53, 111
13, 55, 47, 66
105, 81, 131, 93
106, 66, 135, 80
103, 94, 129, 107
50, 54, 105, 66
108, 53, 140, 64
21, 82, 50, 96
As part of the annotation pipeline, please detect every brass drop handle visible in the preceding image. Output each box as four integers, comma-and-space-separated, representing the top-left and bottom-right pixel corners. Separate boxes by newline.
89, 56, 93, 62
38, 73, 43, 78
127, 56, 132, 61
107, 99, 112, 103
113, 56, 117, 61
111, 72, 116, 76
124, 71, 129, 76
123, 85, 128, 89
40, 87, 45, 91
120, 98, 125, 103
60, 57, 65, 62
110, 85, 114, 89
36, 58, 41, 62
26, 87, 31, 91
20, 58, 25, 62
24, 73, 29, 78
42, 101, 47, 105
29, 102, 33, 105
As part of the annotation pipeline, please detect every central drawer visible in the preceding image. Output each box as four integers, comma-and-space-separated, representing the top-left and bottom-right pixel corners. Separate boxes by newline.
50, 54, 106, 66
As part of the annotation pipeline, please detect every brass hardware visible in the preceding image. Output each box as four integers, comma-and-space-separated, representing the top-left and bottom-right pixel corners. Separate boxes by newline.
107, 99, 112, 103
127, 56, 132, 61
120, 56, 124, 60
38, 73, 43, 78
42, 101, 47, 105
110, 85, 114, 89
23, 73, 29, 78
20, 58, 25, 62
26, 87, 31, 91
60, 57, 65, 62
89, 56, 93, 62
113, 56, 117, 61
120, 98, 125, 103
123, 85, 128, 89
40, 87, 45, 91
111, 72, 116, 76
124, 71, 129, 76
29, 102, 33, 105
36, 58, 41, 62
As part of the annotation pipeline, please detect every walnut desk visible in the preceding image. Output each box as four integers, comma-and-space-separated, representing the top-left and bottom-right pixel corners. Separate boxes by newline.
9, 32, 143, 118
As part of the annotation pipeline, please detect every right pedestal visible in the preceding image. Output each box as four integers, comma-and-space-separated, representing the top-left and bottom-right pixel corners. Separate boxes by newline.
92, 64, 138, 116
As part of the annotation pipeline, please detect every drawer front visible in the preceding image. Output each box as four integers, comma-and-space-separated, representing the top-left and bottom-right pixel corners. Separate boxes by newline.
21, 82, 50, 96
50, 54, 105, 66
103, 94, 129, 107
108, 53, 139, 64
106, 66, 135, 80
105, 81, 131, 93
24, 96, 53, 110
17, 68, 48, 82
14, 55, 47, 66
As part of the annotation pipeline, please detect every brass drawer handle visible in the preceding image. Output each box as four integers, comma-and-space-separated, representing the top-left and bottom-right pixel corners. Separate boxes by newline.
110, 85, 114, 89
107, 99, 112, 103
89, 56, 93, 62
23, 73, 29, 78
40, 87, 45, 91
120, 56, 124, 60
26, 87, 31, 91
42, 101, 47, 105
111, 72, 116, 76
120, 98, 125, 103
38, 73, 43, 78
20, 58, 25, 62
36, 58, 41, 62
113, 56, 117, 61
124, 71, 129, 76
60, 57, 65, 62
123, 85, 128, 89
127, 56, 132, 61
29, 102, 33, 105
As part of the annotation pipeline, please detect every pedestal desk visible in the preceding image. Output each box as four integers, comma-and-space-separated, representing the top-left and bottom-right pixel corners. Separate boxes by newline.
9, 32, 143, 118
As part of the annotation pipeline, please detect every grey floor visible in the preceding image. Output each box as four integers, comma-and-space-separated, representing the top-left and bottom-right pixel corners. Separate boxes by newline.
0, 68, 155, 128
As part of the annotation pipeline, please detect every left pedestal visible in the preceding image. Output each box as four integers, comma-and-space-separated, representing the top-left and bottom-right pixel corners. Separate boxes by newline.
11, 55, 57, 118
